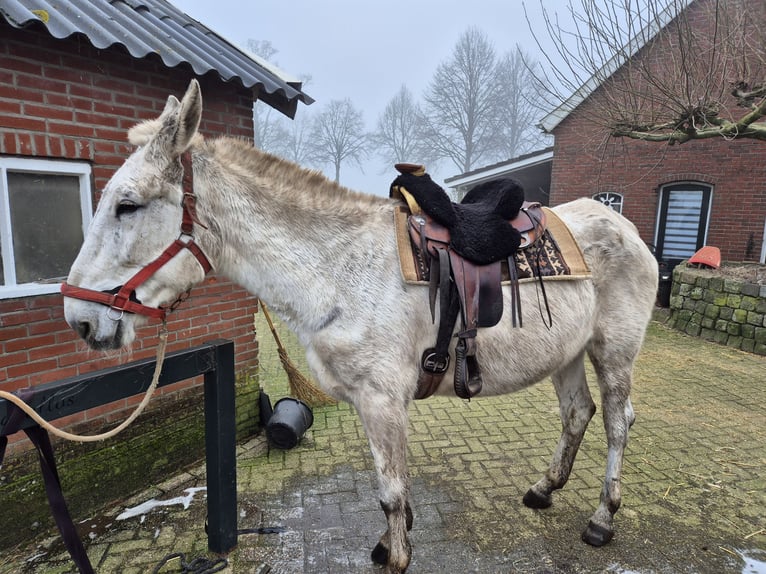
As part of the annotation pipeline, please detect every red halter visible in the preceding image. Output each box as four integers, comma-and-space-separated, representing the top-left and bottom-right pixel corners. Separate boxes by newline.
61, 152, 212, 321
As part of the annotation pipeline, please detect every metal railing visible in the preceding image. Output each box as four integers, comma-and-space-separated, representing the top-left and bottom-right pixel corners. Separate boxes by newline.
0, 339, 238, 554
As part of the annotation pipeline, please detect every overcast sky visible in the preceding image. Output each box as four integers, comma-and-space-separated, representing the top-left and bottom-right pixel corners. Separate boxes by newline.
170, 0, 573, 196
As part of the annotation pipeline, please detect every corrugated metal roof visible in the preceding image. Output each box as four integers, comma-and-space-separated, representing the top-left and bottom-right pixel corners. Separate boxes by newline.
0, 0, 313, 117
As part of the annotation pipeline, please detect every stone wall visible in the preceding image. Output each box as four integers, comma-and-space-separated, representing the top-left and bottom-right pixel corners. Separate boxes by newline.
668, 264, 766, 355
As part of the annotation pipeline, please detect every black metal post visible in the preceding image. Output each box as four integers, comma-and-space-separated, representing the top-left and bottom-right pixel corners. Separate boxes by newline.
203, 340, 238, 554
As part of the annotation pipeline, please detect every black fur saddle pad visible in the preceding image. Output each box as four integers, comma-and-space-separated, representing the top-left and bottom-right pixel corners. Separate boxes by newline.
391, 168, 525, 265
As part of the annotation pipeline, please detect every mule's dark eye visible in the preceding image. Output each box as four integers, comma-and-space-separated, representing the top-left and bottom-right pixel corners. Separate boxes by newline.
116, 200, 141, 218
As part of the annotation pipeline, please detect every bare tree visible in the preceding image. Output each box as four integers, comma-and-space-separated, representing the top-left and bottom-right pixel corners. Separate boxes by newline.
280, 115, 313, 165
527, 0, 766, 143
246, 39, 316, 161
419, 28, 505, 172
495, 50, 552, 157
309, 99, 368, 183
247, 40, 285, 152
419, 28, 550, 173
371, 85, 429, 167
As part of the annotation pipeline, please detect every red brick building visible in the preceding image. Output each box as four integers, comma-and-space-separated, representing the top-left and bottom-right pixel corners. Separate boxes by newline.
540, 0, 766, 266
0, 1, 311, 452
450, 0, 765, 268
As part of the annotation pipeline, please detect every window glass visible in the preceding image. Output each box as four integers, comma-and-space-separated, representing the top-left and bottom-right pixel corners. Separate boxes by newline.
0, 157, 92, 298
7, 172, 84, 283
660, 189, 703, 259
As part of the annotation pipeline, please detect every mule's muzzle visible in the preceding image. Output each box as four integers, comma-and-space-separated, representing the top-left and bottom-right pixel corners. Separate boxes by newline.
68, 316, 124, 351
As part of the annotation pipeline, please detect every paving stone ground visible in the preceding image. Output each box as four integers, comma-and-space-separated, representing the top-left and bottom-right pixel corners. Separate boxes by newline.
2, 321, 765, 573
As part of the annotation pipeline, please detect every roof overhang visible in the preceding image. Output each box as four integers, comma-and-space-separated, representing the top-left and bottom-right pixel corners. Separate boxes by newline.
445, 148, 554, 189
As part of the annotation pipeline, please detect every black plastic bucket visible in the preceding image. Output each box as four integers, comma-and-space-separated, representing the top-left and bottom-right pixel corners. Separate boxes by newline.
265, 398, 314, 449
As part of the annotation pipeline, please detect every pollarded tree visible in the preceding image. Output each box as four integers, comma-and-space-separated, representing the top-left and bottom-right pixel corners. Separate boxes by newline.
527, 0, 766, 143
309, 99, 369, 183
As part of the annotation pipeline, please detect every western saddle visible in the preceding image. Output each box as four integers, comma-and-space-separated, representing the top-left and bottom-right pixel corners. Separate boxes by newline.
391, 164, 547, 401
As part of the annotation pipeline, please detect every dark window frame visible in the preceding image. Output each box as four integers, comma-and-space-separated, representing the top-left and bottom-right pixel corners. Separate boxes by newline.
654, 182, 713, 264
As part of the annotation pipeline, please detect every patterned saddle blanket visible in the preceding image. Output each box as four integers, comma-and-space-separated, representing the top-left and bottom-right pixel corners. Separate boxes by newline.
394, 204, 590, 285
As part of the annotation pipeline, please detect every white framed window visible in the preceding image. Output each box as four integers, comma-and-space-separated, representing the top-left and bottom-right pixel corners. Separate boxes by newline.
592, 191, 623, 214
0, 157, 93, 298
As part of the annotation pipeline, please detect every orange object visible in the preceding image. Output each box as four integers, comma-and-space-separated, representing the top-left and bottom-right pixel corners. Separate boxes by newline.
688, 246, 721, 269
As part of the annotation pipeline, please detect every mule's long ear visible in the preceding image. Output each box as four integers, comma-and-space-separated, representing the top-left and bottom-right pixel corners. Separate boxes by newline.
171, 79, 202, 156
128, 95, 180, 146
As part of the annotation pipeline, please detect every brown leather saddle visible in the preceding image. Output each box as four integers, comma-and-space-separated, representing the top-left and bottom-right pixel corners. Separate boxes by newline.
391, 164, 547, 401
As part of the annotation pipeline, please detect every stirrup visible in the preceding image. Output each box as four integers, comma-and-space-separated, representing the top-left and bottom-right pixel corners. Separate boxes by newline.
453, 334, 482, 399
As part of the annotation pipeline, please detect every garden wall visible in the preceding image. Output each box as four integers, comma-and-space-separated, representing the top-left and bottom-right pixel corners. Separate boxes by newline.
667, 264, 766, 355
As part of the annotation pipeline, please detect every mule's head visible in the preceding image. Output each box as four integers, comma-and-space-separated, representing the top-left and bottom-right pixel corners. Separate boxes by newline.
64, 80, 208, 350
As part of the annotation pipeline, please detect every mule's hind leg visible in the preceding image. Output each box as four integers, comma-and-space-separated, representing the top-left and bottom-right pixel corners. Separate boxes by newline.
582, 356, 636, 547
355, 393, 413, 574
524, 351, 596, 509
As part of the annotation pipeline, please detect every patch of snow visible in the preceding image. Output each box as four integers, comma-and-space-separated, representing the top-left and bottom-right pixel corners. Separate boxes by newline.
116, 487, 207, 521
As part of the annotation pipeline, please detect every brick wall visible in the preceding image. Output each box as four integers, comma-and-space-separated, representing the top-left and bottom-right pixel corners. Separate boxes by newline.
0, 19, 260, 453
549, 0, 766, 262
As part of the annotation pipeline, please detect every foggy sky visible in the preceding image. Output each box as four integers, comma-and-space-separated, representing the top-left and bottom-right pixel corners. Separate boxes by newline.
170, 0, 572, 195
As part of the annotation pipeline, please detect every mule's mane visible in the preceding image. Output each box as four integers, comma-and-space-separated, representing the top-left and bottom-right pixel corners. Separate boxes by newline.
203, 136, 390, 212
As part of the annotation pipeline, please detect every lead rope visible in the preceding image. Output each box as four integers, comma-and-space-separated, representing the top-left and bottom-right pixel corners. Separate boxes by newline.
0, 324, 169, 442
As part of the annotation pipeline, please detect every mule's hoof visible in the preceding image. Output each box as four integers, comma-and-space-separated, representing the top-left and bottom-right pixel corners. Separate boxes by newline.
371, 542, 389, 565
522, 489, 552, 509
581, 520, 614, 546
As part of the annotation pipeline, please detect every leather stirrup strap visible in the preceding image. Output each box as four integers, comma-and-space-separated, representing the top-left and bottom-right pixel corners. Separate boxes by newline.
449, 255, 485, 399
415, 272, 460, 400
533, 243, 553, 329
508, 255, 522, 328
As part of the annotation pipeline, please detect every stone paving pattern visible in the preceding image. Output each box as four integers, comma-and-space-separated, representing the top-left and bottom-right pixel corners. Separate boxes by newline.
2, 321, 765, 573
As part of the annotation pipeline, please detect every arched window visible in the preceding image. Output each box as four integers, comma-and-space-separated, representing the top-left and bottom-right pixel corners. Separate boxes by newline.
592, 191, 623, 214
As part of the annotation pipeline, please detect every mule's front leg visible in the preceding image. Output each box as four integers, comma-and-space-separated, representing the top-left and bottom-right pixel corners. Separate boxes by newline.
356, 394, 413, 573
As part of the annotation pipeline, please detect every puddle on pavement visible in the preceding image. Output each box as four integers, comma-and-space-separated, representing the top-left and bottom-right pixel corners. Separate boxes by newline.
607, 549, 766, 574
739, 549, 766, 574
